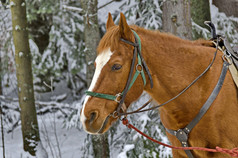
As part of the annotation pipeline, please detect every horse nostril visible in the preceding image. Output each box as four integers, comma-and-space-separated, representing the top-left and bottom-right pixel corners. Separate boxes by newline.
89, 111, 97, 125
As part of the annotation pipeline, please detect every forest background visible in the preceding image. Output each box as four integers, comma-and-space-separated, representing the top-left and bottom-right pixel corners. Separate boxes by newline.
0, 0, 238, 157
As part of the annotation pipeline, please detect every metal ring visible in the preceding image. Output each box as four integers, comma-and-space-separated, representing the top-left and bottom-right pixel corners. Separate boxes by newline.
114, 93, 122, 103
136, 64, 143, 72
225, 50, 232, 58
222, 55, 232, 65
112, 111, 119, 118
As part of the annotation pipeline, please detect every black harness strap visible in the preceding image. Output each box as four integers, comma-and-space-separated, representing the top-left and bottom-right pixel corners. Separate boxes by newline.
116, 36, 138, 113
166, 61, 230, 158
116, 32, 153, 114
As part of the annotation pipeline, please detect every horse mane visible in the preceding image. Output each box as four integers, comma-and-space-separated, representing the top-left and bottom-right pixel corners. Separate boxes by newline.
131, 25, 216, 48
97, 25, 215, 54
192, 39, 215, 47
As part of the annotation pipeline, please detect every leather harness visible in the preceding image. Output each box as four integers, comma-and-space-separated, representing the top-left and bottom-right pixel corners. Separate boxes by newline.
85, 22, 236, 157
165, 61, 229, 158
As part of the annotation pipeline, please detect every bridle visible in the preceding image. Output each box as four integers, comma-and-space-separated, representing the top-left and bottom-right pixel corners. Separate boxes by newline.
85, 29, 221, 117
85, 30, 153, 117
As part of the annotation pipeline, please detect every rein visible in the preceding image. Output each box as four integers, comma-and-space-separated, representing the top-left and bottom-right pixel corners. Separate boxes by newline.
121, 118, 238, 157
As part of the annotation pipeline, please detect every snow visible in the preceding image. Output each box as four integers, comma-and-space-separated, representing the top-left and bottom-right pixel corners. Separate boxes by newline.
0, 114, 87, 158
21, 2, 26, 7
62, 5, 83, 13
209, 0, 238, 46
192, 21, 210, 39
117, 144, 135, 158
35, 141, 48, 158
19, 52, 24, 57
9, 1, 16, 7
15, 25, 21, 31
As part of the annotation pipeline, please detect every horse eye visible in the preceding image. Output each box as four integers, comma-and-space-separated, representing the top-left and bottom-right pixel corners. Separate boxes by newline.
112, 64, 122, 71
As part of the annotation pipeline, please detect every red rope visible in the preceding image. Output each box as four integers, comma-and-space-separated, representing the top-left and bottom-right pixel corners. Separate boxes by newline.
122, 118, 238, 157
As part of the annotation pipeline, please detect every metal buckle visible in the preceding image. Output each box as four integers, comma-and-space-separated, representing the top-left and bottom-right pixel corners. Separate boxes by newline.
115, 93, 122, 103
222, 54, 232, 65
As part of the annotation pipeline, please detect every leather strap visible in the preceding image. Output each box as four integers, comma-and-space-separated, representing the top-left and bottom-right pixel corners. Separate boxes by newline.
166, 61, 229, 158
223, 38, 238, 70
116, 31, 153, 114
204, 21, 217, 39
116, 32, 144, 113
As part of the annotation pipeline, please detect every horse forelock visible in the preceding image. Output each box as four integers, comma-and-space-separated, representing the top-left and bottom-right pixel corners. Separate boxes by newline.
97, 26, 120, 54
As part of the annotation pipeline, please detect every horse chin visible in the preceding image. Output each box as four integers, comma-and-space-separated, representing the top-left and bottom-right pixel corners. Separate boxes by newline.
97, 117, 117, 134
84, 116, 117, 135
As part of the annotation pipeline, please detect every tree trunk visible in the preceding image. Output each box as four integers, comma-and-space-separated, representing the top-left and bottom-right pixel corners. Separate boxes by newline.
0, 52, 4, 158
81, 0, 100, 85
212, 0, 238, 17
0, 53, 1, 99
80, 0, 110, 157
162, 0, 192, 40
191, 0, 211, 28
10, 0, 40, 155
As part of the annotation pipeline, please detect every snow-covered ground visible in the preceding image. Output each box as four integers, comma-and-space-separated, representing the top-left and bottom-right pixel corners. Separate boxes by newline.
0, 92, 171, 158
0, 114, 87, 158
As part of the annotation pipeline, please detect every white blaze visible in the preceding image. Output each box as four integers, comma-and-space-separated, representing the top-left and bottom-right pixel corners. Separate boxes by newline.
80, 48, 113, 127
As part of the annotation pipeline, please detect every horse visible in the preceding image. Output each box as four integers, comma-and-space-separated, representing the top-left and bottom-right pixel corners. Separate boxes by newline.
80, 12, 238, 157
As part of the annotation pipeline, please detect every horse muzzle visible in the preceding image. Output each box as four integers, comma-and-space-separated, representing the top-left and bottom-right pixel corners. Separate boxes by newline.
80, 110, 116, 134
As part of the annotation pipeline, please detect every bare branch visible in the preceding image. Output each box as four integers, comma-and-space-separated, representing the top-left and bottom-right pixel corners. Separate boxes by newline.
98, 0, 116, 10
75, 74, 87, 86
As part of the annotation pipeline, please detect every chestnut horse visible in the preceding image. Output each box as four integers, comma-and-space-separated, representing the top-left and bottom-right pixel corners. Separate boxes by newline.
80, 13, 238, 157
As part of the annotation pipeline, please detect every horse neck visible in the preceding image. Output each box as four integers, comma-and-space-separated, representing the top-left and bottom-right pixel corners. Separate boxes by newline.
139, 30, 223, 130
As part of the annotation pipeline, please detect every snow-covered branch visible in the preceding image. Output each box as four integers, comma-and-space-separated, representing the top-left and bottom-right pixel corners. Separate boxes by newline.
62, 5, 83, 13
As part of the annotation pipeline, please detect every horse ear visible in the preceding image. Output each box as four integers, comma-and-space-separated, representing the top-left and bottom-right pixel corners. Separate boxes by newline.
106, 13, 115, 31
119, 12, 133, 40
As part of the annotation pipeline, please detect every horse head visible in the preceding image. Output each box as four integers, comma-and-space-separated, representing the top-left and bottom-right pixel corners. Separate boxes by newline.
80, 13, 147, 134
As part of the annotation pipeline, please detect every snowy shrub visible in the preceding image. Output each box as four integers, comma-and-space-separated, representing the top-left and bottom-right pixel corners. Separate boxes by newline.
27, 0, 86, 97
210, 2, 238, 46
112, 93, 172, 158
192, 1, 238, 46
112, 0, 163, 30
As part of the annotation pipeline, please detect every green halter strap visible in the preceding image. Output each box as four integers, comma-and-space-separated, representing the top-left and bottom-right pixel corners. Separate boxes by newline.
85, 31, 147, 103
